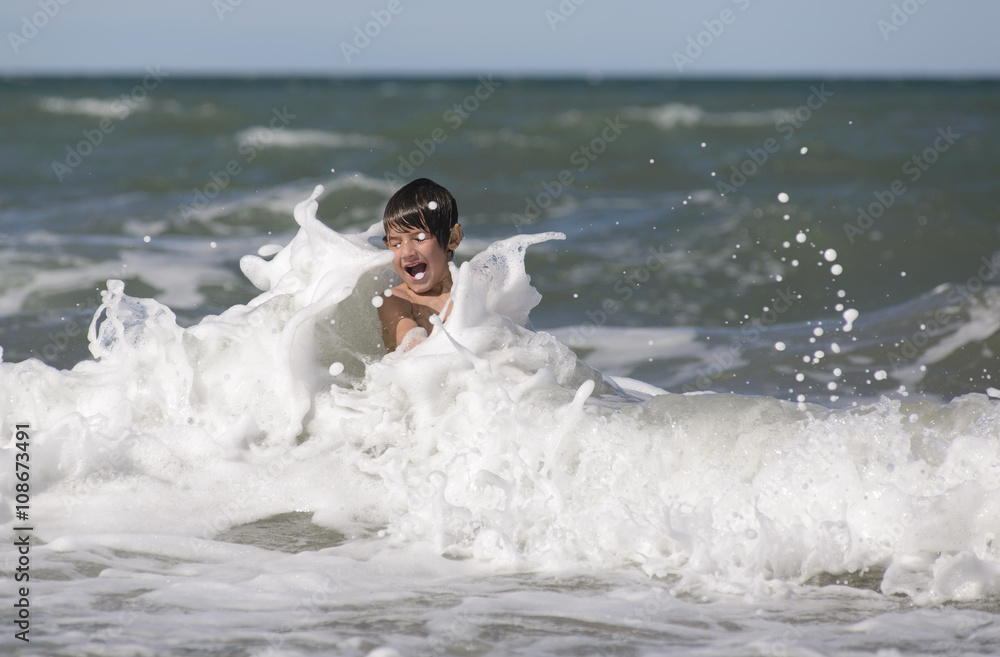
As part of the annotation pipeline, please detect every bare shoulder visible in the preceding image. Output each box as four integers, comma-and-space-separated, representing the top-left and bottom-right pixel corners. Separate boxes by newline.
376, 284, 414, 326
377, 285, 413, 316
377, 284, 420, 352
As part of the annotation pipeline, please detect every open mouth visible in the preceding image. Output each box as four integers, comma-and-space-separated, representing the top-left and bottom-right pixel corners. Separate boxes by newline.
405, 262, 427, 281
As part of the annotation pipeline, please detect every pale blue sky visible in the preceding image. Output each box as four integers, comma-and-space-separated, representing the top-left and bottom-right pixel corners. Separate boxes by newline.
2, 0, 998, 77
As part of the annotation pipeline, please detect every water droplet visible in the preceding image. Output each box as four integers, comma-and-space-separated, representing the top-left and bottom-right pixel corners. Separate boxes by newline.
842, 308, 859, 332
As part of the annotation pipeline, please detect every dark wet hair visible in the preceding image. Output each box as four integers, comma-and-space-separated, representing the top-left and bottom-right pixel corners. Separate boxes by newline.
382, 178, 459, 256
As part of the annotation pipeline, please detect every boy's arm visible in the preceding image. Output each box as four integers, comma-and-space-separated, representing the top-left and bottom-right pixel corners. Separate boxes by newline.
377, 293, 419, 353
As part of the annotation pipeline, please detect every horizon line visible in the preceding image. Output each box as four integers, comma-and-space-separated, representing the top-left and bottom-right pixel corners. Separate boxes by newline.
3, 70, 999, 82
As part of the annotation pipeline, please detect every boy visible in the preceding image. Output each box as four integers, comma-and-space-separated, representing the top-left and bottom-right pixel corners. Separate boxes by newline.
377, 178, 463, 352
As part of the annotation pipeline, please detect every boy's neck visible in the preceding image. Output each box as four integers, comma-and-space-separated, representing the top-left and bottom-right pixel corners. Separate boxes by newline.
411, 272, 452, 299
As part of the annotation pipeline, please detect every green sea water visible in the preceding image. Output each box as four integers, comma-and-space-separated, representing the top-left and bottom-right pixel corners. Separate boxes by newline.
2, 77, 998, 402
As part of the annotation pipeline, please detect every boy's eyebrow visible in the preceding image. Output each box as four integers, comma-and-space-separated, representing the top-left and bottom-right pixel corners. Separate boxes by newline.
385, 228, 428, 238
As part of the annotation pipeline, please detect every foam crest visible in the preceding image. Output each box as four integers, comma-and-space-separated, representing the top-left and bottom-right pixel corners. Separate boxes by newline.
325, 388, 1000, 600
235, 127, 392, 151
2, 188, 999, 604
624, 103, 791, 130
38, 96, 151, 119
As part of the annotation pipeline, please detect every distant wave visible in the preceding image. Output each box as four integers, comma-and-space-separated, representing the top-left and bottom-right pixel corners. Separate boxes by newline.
466, 129, 559, 149
175, 172, 392, 223
623, 103, 790, 130
37, 96, 151, 119
234, 127, 392, 151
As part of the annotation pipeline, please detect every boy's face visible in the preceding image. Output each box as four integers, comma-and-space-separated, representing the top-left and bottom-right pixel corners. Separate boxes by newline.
384, 225, 453, 295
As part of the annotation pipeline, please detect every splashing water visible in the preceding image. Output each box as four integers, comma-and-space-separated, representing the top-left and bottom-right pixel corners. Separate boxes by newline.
2, 186, 1000, 619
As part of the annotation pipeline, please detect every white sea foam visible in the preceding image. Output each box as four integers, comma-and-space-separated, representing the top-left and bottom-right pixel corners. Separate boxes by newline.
234, 127, 392, 151
2, 187, 1000, 614
624, 103, 706, 129
38, 96, 151, 119
0, 243, 234, 314
548, 325, 702, 385
174, 172, 392, 226
624, 103, 792, 130
920, 294, 1000, 365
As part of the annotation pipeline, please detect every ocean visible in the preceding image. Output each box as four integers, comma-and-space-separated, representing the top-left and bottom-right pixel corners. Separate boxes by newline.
1, 76, 999, 655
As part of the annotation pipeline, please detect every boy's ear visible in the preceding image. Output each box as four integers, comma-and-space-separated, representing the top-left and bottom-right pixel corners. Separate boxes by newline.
447, 223, 463, 251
